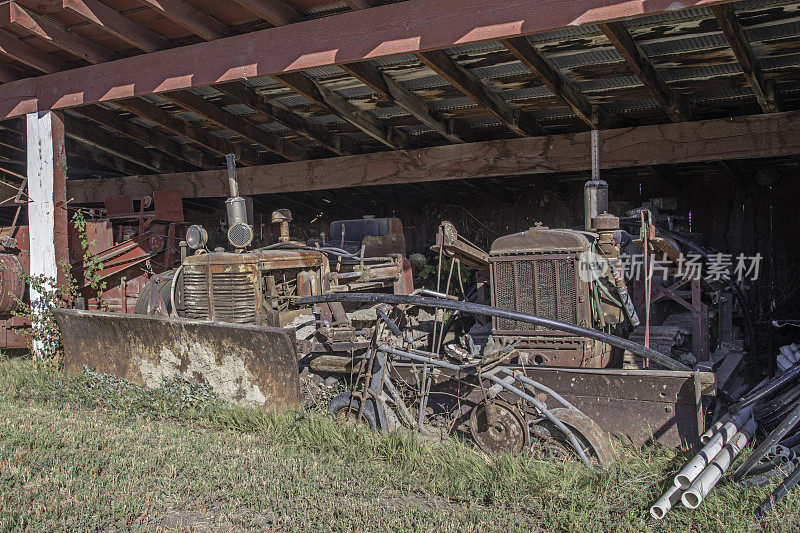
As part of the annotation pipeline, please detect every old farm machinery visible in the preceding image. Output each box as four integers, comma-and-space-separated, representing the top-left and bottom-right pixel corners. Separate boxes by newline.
54, 158, 715, 466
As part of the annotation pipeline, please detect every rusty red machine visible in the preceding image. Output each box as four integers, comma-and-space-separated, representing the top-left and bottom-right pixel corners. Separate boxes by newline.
0, 190, 184, 348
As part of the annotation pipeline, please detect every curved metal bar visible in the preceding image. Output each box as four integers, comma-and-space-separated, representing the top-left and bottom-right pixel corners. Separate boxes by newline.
297, 293, 689, 371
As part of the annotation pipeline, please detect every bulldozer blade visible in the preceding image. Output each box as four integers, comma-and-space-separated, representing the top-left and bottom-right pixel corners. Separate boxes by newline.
54, 309, 300, 411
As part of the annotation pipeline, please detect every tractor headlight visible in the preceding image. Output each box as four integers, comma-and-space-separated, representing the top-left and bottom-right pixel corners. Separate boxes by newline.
186, 225, 208, 250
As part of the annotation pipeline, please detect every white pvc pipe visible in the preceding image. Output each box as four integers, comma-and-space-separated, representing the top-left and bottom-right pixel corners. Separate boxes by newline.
675, 406, 752, 488
682, 418, 757, 509
650, 484, 683, 519
701, 416, 729, 445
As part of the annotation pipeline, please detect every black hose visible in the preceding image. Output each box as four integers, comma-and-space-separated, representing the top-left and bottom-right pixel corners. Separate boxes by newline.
755, 459, 800, 517
734, 402, 800, 481
295, 293, 690, 371
730, 363, 800, 415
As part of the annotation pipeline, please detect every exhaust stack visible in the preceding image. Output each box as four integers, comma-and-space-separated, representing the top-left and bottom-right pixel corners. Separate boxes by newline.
225, 154, 253, 249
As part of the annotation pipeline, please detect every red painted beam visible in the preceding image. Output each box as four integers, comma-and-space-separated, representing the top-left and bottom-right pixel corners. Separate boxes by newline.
0, 0, 733, 118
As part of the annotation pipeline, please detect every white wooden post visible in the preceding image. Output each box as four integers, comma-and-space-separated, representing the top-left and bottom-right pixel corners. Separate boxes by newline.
26, 110, 68, 357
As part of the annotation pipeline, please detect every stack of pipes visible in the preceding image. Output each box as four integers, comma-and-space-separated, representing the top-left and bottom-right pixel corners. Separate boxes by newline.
650, 407, 756, 519
651, 348, 800, 519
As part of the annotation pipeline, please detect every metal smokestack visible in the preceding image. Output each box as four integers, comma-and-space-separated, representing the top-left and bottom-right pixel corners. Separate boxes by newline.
584, 131, 608, 230
224, 154, 253, 248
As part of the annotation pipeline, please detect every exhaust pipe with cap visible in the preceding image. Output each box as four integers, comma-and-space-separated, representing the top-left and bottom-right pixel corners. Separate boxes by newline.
224, 154, 253, 249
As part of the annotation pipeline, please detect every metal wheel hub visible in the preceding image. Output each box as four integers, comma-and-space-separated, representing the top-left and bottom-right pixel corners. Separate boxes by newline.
469, 401, 528, 454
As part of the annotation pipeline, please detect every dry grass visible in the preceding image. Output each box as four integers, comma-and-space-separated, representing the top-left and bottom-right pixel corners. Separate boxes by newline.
1, 355, 799, 532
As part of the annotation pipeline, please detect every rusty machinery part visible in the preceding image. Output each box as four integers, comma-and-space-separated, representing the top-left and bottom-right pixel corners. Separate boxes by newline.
328, 391, 378, 429
0, 254, 24, 314
296, 293, 689, 371
529, 408, 615, 467
469, 400, 528, 455
272, 209, 292, 243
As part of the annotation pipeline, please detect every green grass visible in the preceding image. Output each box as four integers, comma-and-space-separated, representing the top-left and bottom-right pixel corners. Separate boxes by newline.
0, 356, 798, 532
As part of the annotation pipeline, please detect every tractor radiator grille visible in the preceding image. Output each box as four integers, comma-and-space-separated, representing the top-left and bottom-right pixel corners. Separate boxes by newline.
210, 271, 257, 324
492, 256, 577, 332
183, 268, 210, 320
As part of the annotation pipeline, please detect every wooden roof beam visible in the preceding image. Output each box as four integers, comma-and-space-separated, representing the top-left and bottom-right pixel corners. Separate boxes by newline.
134, 0, 229, 41
164, 90, 311, 161
342, 0, 382, 9
61, 0, 169, 53
275, 71, 410, 149
65, 117, 185, 173
341, 61, 472, 144
230, 0, 303, 26
416, 49, 546, 137
0, 2, 116, 64
501, 36, 611, 129
711, 4, 777, 114
114, 98, 262, 166
599, 21, 694, 122
72, 105, 219, 169
215, 82, 363, 156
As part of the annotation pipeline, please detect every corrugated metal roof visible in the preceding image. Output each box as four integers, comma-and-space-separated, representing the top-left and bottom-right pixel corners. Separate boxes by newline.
400, 74, 448, 90
368, 106, 410, 119
641, 34, 730, 56
222, 103, 258, 116
429, 97, 479, 111
576, 75, 642, 92
661, 62, 743, 82
501, 86, 555, 101
624, 7, 713, 28
549, 48, 623, 68
257, 122, 290, 133
470, 61, 531, 80
747, 20, 800, 41
526, 25, 602, 44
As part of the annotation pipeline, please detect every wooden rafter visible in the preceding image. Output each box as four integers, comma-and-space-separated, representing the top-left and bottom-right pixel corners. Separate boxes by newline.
134, 0, 228, 41
342, 0, 381, 9
0, 28, 64, 72
275, 71, 410, 149
115, 98, 262, 166
65, 116, 184, 173
62, 0, 169, 53
69, 110, 800, 202
164, 90, 310, 161
599, 21, 693, 122
231, 0, 303, 26
711, 4, 777, 114
416, 49, 546, 137
72, 105, 217, 169
501, 36, 609, 129
216, 82, 362, 156
341, 61, 471, 144
0, 2, 116, 64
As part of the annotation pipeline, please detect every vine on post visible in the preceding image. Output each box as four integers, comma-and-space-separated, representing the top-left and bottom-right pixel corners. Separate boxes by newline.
3, 209, 106, 364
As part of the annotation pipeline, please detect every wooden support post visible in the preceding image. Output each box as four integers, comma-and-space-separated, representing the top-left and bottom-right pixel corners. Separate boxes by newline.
27, 110, 68, 356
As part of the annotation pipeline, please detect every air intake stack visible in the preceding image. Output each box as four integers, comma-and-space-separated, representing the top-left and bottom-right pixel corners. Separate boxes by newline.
224, 154, 254, 249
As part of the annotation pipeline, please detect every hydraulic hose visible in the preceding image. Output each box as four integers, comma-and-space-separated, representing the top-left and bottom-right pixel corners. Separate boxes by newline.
295, 293, 690, 371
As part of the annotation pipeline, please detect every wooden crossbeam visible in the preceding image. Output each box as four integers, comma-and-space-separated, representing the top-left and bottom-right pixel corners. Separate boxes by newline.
600, 21, 694, 122
416, 49, 546, 137
231, 0, 303, 26
711, 4, 777, 114
342, 0, 381, 8
0, 2, 116, 64
68, 111, 800, 202
72, 105, 218, 169
216, 82, 362, 156
275, 71, 410, 149
502, 36, 609, 129
134, 0, 228, 41
65, 117, 184, 173
164, 90, 310, 161
62, 0, 169, 53
341, 61, 472, 144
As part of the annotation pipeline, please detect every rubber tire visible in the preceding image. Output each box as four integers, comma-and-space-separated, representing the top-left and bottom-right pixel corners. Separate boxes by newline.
133, 272, 176, 315
328, 392, 378, 430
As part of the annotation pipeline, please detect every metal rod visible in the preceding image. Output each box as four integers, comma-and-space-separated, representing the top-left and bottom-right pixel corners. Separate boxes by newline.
297, 293, 689, 371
